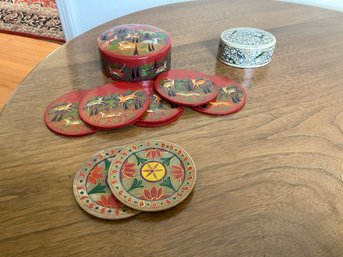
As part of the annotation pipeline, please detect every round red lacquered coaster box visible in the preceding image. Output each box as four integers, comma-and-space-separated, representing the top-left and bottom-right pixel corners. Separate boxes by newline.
98, 24, 171, 82
78, 82, 150, 130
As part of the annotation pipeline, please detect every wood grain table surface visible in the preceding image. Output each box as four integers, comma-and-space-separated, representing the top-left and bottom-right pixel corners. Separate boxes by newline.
1, 0, 343, 256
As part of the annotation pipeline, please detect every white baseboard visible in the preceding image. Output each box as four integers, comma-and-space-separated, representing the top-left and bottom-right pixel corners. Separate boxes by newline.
55, 0, 78, 41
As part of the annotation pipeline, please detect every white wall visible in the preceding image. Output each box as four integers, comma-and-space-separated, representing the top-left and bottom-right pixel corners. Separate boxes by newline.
278, 0, 343, 12
56, 0, 191, 41
57, 0, 343, 41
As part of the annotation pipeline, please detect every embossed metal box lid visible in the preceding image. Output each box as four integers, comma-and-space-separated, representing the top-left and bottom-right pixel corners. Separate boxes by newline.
217, 27, 276, 68
98, 24, 171, 82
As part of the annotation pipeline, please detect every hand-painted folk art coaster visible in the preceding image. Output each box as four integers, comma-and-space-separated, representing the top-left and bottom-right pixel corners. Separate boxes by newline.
98, 24, 171, 81
73, 147, 140, 220
108, 140, 196, 212
154, 69, 218, 107
135, 81, 184, 127
192, 76, 247, 115
44, 90, 97, 136
136, 110, 184, 128
78, 82, 149, 129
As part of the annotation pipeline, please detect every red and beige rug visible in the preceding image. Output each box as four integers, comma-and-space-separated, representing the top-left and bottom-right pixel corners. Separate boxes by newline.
0, 0, 65, 42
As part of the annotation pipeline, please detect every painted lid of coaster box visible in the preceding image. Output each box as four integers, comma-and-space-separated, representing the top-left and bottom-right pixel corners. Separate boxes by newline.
98, 24, 171, 81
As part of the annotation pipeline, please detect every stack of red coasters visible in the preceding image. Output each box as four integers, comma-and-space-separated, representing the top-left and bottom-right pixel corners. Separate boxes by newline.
44, 23, 248, 137
191, 75, 246, 115
154, 70, 218, 107
135, 81, 184, 127
44, 72, 247, 136
73, 140, 196, 219
154, 70, 246, 116
44, 81, 151, 136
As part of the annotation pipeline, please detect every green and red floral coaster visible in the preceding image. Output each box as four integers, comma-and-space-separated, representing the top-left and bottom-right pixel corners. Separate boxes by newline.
108, 140, 196, 212
73, 147, 140, 220
73, 140, 196, 219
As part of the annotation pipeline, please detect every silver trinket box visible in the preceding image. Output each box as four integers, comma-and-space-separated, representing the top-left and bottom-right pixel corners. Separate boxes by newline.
217, 27, 276, 68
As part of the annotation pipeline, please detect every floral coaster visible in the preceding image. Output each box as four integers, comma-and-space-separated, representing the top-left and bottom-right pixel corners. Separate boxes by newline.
73, 147, 140, 219
108, 140, 196, 212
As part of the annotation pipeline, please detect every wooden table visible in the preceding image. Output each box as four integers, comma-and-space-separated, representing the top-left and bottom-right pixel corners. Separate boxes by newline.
1, 0, 343, 256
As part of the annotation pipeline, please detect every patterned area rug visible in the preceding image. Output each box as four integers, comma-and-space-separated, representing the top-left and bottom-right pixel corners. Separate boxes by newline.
0, 0, 65, 42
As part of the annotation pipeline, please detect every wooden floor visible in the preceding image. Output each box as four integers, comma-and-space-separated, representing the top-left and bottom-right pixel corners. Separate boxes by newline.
0, 33, 61, 111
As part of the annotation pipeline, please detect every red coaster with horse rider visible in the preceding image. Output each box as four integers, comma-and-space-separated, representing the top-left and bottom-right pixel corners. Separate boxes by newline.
135, 80, 184, 127
78, 82, 149, 129
44, 90, 97, 136
191, 76, 247, 115
154, 69, 218, 107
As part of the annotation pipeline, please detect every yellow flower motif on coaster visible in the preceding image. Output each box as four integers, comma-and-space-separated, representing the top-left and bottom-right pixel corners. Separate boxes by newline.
141, 161, 166, 182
